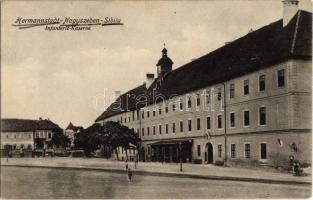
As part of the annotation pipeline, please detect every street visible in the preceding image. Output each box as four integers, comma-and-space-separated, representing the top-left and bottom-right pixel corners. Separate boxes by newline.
1, 166, 311, 199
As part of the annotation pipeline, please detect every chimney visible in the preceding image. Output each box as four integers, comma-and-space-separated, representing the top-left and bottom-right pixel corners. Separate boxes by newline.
283, 0, 299, 27
146, 73, 155, 88
114, 91, 121, 100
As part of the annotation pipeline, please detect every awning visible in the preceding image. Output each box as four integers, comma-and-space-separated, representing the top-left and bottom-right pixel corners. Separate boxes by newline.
148, 139, 193, 146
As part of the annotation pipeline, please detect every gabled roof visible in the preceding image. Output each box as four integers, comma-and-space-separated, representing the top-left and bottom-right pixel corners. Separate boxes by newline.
1, 118, 62, 132
95, 10, 312, 122
95, 84, 147, 121
66, 122, 83, 132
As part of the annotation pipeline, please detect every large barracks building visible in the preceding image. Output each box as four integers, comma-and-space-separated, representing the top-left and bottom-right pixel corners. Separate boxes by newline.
96, 0, 312, 166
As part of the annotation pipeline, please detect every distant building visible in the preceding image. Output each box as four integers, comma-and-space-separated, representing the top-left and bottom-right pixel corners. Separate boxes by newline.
1, 118, 62, 150
64, 122, 83, 147
96, 1, 311, 166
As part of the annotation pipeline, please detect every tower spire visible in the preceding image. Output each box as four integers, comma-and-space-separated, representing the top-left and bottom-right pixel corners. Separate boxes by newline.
156, 45, 173, 78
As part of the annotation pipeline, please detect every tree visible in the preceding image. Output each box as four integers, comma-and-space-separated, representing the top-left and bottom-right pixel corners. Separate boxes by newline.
74, 121, 141, 159
34, 138, 44, 149
74, 123, 102, 156
48, 133, 71, 149
102, 121, 141, 161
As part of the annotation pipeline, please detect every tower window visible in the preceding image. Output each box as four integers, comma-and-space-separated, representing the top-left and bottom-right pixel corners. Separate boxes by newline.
153, 126, 156, 135
159, 125, 162, 134
142, 128, 145, 137
166, 124, 168, 134
165, 106, 169, 113
147, 127, 150, 136
172, 123, 176, 133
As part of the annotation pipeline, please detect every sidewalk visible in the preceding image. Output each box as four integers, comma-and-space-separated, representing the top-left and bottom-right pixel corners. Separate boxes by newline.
1, 157, 311, 185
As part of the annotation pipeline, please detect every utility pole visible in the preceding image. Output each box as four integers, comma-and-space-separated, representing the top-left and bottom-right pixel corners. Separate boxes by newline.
179, 142, 183, 172
223, 83, 227, 167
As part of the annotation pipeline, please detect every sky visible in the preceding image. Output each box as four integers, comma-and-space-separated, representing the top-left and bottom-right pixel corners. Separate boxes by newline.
1, 0, 311, 129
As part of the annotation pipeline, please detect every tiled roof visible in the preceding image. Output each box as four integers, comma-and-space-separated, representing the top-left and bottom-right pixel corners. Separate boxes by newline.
1, 118, 62, 132
95, 84, 147, 121
65, 122, 83, 132
95, 10, 312, 122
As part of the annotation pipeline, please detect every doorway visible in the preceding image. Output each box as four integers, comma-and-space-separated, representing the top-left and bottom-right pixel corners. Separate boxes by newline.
207, 143, 213, 164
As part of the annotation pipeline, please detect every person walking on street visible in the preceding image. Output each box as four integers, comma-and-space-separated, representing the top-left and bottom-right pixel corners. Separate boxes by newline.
127, 168, 133, 182
125, 161, 128, 171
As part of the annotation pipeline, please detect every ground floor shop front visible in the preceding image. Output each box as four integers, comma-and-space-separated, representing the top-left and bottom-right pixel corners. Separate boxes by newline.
141, 130, 311, 168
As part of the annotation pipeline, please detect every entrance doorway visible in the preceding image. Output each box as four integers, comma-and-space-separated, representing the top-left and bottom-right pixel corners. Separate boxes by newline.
207, 143, 213, 164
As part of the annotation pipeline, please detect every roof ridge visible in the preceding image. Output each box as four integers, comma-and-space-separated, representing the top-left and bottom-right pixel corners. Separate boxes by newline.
291, 11, 302, 54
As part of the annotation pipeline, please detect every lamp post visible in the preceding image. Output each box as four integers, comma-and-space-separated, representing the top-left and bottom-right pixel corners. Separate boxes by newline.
179, 142, 183, 172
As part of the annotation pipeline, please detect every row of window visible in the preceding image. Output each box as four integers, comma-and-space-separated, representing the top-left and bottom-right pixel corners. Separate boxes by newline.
139, 106, 267, 137
35, 132, 52, 139
197, 143, 267, 159
4, 132, 53, 139
118, 69, 284, 124
5, 144, 33, 150
117, 147, 137, 155
4, 133, 33, 139
229, 69, 285, 99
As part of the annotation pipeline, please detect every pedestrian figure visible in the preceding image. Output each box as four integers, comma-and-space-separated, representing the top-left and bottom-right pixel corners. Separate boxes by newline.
134, 157, 138, 169
125, 161, 128, 171
293, 162, 301, 176
127, 168, 133, 181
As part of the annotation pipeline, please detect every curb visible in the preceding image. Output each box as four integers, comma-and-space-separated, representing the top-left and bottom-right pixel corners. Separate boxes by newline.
2, 164, 311, 186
